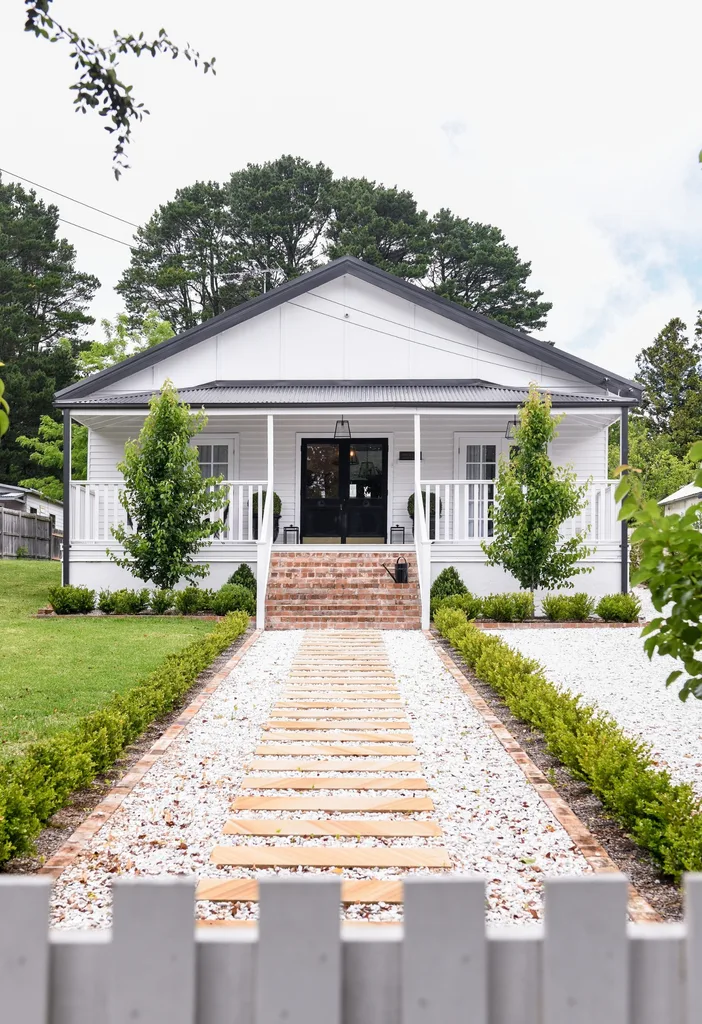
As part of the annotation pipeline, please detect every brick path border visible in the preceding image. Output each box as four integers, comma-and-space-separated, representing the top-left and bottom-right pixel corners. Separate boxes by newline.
424, 630, 661, 923
38, 628, 263, 880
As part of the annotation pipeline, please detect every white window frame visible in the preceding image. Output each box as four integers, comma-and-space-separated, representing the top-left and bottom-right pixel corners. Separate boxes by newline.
453, 433, 507, 480
195, 434, 239, 480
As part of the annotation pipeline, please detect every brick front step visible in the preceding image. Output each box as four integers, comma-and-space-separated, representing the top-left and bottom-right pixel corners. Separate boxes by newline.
265, 550, 421, 629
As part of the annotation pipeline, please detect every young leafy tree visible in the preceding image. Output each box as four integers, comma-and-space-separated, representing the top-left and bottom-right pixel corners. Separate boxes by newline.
325, 178, 430, 279
109, 381, 228, 588
607, 417, 695, 503
24, 1, 215, 177
482, 386, 592, 590
427, 209, 552, 332
77, 310, 174, 376
617, 442, 702, 701
17, 414, 87, 501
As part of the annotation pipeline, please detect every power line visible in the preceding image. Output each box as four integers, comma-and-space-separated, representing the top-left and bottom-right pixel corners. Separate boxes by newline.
0, 166, 140, 228
58, 217, 135, 249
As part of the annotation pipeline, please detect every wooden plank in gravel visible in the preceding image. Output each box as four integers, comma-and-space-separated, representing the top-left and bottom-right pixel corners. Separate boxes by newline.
264, 720, 411, 730
242, 776, 429, 790
197, 878, 405, 904
403, 878, 487, 1024
256, 743, 418, 756
231, 795, 434, 811
543, 876, 628, 1024
270, 708, 406, 717
0, 877, 51, 1024
260, 730, 414, 742
222, 819, 442, 837
211, 846, 450, 868
276, 700, 404, 707
257, 878, 341, 1024
248, 759, 421, 772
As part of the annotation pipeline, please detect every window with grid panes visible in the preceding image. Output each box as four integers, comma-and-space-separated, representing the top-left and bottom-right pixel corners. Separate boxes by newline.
464, 443, 496, 537
197, 444, 229, 480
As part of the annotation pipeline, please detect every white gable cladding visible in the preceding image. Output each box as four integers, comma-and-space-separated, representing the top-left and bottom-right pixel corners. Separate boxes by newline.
99, 276, 601, 396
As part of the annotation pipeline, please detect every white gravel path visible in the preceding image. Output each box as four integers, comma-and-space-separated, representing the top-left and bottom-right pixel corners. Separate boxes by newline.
494, 625, 702, 797
49, 628, 589, 929
383, 631, 588, 923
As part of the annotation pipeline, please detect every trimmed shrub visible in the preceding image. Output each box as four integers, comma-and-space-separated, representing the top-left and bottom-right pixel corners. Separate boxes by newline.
212, 583, 256, 616
98, 588, 150, 615
150, 589, 175, 614
431, 592, 483, 621
481, 591, 534, 622
430, 567, 467, 603
542, 592, 595, 622
0, 612, 250, 864
174, 586, 205, 615
596, 593, 642, 622
434, 607, 702, 878
47, 584, 95, 615
227, 563, 256, 593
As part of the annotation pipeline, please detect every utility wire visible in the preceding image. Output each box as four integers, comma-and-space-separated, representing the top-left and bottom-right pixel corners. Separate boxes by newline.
0, 166, 140, 228
58, 217, 135, 249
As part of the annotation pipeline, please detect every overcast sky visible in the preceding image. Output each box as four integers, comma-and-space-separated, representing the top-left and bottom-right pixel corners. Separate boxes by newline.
2, 0, 701, 380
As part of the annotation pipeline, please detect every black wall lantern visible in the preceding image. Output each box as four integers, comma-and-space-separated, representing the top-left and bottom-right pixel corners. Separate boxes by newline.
334, 416, 352, 439
505, 418, 519, 439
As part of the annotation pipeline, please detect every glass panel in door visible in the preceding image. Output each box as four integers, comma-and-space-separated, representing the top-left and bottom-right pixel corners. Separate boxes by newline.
346, 442, 387, 543
465, 442, 497, 537
302, 442, 342, 541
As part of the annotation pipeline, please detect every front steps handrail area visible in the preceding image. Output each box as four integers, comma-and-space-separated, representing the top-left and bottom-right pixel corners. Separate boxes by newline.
256, 487, 274, 629
1, 873, 690, 1021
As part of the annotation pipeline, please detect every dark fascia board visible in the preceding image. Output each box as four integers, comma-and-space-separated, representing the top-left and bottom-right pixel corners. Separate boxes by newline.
61, 398, 638, 412
54, 256, 642, 402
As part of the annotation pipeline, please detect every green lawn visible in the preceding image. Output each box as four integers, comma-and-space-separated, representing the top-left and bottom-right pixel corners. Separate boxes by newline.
0, 560, 217, 759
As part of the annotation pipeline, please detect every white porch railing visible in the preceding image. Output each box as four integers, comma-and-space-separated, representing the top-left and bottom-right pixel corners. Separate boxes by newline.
70, 480, 266, 544
1, 874, 697, 1022
418, 479, 620, 544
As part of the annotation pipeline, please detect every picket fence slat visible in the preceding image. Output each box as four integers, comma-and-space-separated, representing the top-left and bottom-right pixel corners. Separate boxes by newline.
403, 877, 487, 1024
110, 877, 196, 1024
257, 877, 341, 1024
0, 877, 51, 1024
4, 874, 702, 1022
544, 875, 629, 1024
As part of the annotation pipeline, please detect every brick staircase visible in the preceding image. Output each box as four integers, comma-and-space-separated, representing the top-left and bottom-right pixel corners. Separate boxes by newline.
265, 550, 421, 629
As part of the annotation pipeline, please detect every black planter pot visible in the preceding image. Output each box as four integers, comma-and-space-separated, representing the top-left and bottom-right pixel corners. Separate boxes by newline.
253, 513, 281, 541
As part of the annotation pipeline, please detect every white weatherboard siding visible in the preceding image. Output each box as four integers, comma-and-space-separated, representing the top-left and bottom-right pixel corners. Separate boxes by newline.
85, 412, 610, 538
97, 275, 603, 394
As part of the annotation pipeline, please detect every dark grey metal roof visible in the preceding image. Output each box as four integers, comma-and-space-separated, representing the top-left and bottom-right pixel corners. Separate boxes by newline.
55, 256, 642, 405
63, 380, 634, 409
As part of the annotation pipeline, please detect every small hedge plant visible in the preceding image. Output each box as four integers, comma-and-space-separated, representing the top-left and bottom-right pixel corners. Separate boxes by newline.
481, 592, 534, 622
98, 588, 151, 615
0, 611, 250, 864
433, 593, 484, 620
434, 607, 702, 879
430, 567, 467, 603
542, 592, 595, 622
212, 583, 256, 616
48, 584, 95, 614
150, 588, 175, 614
227, 563, 256, 593
596, 593, 641, 622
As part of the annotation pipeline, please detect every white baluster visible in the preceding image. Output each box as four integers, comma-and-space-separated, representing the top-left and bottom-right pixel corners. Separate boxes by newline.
453, 483, 460, 542
238, 484, 244, 542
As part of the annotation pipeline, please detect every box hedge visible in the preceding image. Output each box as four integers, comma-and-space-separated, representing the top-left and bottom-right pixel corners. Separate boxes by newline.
0, 611, 250, 864
434, 606, 702, 878
541, 592, 595, 622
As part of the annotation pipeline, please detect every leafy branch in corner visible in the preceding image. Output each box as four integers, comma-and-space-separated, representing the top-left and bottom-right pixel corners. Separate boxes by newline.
24, 0, 216, 178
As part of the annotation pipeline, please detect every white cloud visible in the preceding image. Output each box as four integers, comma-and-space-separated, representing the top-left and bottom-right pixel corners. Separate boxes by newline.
2, 0, 701, 381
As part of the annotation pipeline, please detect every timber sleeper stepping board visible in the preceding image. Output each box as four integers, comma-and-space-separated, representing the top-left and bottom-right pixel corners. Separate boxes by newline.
259, 730, 414, 742
222, 818, 442, 836
247, 759, 421, 772
210, 846, 451, 868
256, 743, 419, 756
197, 879, 404, 904
269, 709, 407, 718
231, 795, 434, 811
243, 776, 429, 790
264, 720, 411, 730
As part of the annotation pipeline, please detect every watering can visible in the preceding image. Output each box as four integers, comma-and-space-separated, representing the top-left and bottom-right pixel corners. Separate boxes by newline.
383, 555, 409, 584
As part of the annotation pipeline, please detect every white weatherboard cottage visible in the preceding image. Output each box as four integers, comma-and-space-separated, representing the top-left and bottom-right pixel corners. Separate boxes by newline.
55, 256, 639, 627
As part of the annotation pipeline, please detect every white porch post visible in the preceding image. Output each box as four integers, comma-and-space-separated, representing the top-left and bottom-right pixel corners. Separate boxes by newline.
62, 410, 71, 586
414, 413, 431, 630
256, 414, 275, 629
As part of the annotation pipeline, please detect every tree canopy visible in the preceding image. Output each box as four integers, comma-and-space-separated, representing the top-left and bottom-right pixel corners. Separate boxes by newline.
77, 310, 174, 377
17, 414, 87, 502
635, 316, 702, 436
117, 155, 552, 334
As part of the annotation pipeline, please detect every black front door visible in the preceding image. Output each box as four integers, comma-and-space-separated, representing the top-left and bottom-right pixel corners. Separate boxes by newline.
301, 439, 388, 543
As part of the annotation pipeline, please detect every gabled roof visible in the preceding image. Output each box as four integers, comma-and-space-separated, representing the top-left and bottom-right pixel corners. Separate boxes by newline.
658, 482, 702, 505
61, 379, 637, 410
55, 256, 642, 405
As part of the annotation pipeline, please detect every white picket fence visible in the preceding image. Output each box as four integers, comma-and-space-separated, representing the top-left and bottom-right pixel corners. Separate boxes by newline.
1, 873, 700, 1023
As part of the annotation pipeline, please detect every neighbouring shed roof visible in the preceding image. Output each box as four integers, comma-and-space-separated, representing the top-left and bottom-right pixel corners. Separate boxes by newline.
658, 482, 702, 506
0, 486, 63, 507
58, 380, 636, 410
